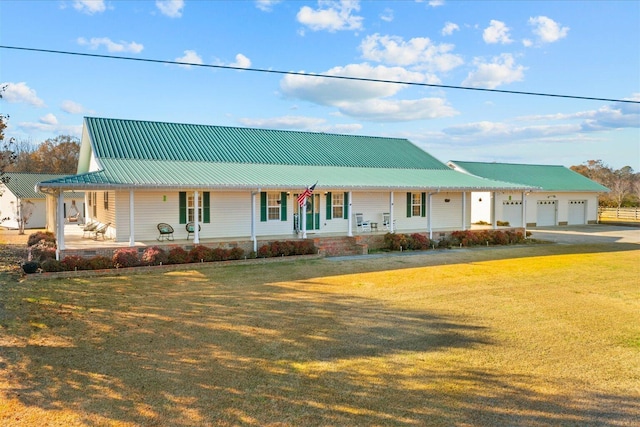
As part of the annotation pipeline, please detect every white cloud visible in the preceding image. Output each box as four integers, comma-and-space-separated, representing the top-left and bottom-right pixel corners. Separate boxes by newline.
156, 0, 184, 18
61, 100, 89, 114
77, 37, 144, 53
360, 33, 463, 72
255, 0, 281, 12
441, 22, 459, 36
528, 16, 569, 44
280, 63, 457, 121
483, 20, 513, 44
73, 0, 106, 15
462, 53, 525, 89
1, 82, 45, 107
239, 115, 362, 133
175, 50, 203, 69
39, 113, 58, 126
229, 54, 251, 69
297, 0, 363, 32
522, 39, 533, 47
428, 0, 444, 7
281, 63, 428, 105
380, 8, 394, 22
337, 97, 458, 121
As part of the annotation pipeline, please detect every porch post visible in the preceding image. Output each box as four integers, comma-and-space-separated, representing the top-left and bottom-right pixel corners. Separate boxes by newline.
129, 190, 135, 246
492, 192, 497, 229
522, 191, 527, 236
389, 191, 394, 233
194, 191, 200, 244
56, 191, 65, 259
462, 192, 467, 231
301, 198, 307, 239
428, 192, 433, 240
251, 191, 257, 252
347, 191, 353, 237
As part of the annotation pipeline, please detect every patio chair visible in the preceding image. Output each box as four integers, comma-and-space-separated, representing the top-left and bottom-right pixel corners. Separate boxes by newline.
93, 222, 111, 240
355, 213, 371, 232
382, 213, 394, 231
186, 222, 201, 240
82, 221, 99, 238
157, 223, 174, 241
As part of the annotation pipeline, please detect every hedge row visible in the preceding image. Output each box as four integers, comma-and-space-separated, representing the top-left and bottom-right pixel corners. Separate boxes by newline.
23, 234, 317, 274
383, 229, 529, 252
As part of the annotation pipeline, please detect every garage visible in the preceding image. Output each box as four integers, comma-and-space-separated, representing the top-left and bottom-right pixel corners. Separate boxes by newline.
502, 200, 523, 227
537, 200, 557, 226
568, 200, 587, 225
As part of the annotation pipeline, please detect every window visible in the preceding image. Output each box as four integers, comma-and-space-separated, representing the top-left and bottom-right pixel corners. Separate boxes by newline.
406, 192, 426, 217
103, 192, 109, 210
92, 192, 97, 217
332, 193, 344, 219
411, 193, 421, 216
179, 191, 211, 224
267, 192, 280, 220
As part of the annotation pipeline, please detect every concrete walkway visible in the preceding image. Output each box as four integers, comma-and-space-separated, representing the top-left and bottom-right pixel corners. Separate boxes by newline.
529, 224, 640, 245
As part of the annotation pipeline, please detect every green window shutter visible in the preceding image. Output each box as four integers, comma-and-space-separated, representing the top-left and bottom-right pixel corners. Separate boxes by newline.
203, 192, 210, 223
280, 192, 287, 221
406, 192, 412, 217
421, 192, 427, 217
179, 192, 187, 224
343, 192, 349, 219
326, 192, 332, 219
260, 192, 267, 222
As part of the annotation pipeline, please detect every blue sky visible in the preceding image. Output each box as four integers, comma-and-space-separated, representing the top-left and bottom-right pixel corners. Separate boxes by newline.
1, 0, 639, 170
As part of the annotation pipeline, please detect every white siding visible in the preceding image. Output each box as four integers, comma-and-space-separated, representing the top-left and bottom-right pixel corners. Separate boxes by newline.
431, 193, 464, 230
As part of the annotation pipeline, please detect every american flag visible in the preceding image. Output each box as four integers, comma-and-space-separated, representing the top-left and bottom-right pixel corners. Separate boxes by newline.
297, 183, 316, 207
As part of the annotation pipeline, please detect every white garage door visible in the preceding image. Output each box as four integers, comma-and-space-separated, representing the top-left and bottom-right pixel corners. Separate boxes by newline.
568, 200, 587, 225
502, 200, 523, 227
537, 200, 557, 226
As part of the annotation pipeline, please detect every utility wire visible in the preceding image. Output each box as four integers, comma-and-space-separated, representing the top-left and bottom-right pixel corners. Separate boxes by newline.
2, 45, 639, 104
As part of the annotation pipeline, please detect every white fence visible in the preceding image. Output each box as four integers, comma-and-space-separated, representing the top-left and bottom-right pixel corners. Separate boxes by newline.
598, 207, 640, 221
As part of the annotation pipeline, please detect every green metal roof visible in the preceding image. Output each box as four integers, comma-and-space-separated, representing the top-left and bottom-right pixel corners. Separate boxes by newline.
450, 161, 610, 192
2, 172, 84, 199
84, 117, 449, 170
39, 159, 532, 192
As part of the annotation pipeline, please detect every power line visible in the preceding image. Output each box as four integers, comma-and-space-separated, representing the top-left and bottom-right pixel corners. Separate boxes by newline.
2, 45, 639, 104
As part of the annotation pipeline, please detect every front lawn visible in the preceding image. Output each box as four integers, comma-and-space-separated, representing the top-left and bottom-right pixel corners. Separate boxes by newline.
1, 244, 639, 426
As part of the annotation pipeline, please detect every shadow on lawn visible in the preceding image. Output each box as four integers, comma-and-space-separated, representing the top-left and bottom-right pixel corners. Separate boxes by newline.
2, 259, 639, 426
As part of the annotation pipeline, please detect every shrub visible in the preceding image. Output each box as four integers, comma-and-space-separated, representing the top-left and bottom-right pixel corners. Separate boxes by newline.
61, 255, 88, 271
294, 240, 316, 255
257, 244, 272, 258
141, 246, 169, 265
22, 261, 40, 274
27, 231, 56, 247
29, 240, 57, 262
168, 247, 190, 264
408, 233, 430, 250
87, 256, 113, 270
497, 220, 510, 227
189, 245, 214, 262
112, 248, 140, 268
41, 259, 63, 272
491, 230, 509, 245
211, 247, 229, 261
384, 233, 408, 251
228, 247, 245, 260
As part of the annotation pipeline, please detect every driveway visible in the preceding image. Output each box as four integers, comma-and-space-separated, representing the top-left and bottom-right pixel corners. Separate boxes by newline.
529, 224, 640, 245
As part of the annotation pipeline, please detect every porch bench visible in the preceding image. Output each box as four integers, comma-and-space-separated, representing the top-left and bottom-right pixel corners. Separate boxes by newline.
93, 222, 111, 240
157, 223, 174, 241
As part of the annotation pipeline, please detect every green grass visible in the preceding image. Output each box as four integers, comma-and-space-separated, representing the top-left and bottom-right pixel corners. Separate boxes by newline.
1, 244, 639, 426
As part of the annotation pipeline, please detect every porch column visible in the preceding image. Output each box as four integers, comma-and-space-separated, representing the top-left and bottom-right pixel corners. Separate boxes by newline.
251, 191, 257, 252
301, 197, 307, 239
56, 191, 65, 259
522, 191, 527, 236
389, 192, 394, 233
428, 192, 433, 240
129, 190, 135, 246
462, 192, 467, 231
194, 191, 200, 244
347, 191, 353, 237
492, 192, 497, 229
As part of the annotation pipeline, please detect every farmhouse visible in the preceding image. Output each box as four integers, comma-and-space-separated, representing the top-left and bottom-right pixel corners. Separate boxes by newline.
447, 161, 610, 227
37, 117, 534, 258
0, 172, 84, 230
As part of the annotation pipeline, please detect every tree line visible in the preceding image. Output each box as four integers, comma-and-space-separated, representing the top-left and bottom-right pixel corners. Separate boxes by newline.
571, 160, 640, 208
